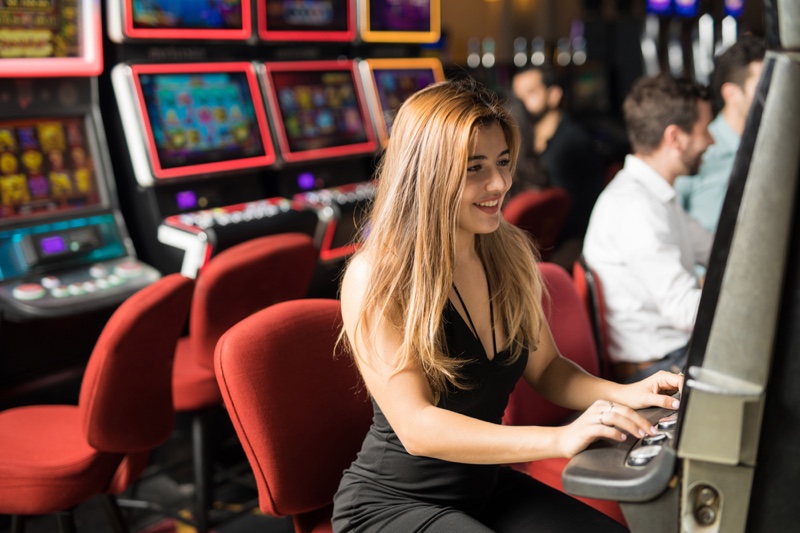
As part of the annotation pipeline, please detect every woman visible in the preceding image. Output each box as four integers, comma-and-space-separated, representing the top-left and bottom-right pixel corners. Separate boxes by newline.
332, 78, 682, 532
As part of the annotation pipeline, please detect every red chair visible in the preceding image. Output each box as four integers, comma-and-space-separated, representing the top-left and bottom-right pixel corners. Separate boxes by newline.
573, 255, 612, 380
502, 187, 571, 260
0, 274, 194, 533
214, 299, 372, 533
171, 233, 318, 532
503, 262, 626, 526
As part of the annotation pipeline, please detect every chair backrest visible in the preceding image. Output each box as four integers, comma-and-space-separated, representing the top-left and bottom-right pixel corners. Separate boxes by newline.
503, 262, 599, 427
502, 187, 571, 258
572, 255, 611, 379
79, 273, 194, 453
189, 232, 317, 370
215, 298, 372, 523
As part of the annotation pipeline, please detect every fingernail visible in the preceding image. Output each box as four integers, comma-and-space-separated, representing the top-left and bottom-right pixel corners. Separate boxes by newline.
620, 434, 627, 441
639, 429, 646, 437
672, 400, 680, 409
650, 426, 657, 435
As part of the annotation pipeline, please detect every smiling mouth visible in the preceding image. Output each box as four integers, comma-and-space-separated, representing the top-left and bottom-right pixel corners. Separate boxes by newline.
475, 199, 499, 207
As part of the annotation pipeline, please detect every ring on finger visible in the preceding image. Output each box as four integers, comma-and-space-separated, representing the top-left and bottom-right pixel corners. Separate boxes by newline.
607, 401, 614, 414
599, 412, 605, 425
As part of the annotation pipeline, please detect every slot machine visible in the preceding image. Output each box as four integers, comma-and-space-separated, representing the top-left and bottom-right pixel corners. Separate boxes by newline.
105, 1, 323, 279
0, 0, 159, 395
561, 1, 800, 530
260, 59, 379, 281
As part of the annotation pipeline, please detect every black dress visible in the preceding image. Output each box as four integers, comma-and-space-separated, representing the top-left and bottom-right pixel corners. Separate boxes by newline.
332, 300, 627, 533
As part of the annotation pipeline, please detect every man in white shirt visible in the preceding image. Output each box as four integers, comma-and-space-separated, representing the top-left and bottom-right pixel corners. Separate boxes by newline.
583, 74, 715, 383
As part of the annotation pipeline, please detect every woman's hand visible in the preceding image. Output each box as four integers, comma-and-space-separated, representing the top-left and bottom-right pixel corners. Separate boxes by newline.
555, 399, 659, 459
619, 370, 684, 411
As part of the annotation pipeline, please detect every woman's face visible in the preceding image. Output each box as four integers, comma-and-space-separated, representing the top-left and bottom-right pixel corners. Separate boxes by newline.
457, 122, 512, 241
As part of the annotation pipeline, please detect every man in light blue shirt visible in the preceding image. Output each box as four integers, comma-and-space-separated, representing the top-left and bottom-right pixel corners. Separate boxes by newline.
675, 36, 765, 232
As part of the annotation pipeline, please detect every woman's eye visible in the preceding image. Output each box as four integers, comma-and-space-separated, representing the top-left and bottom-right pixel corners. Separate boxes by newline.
467, 164, 482, 173
498, 159, 511, 167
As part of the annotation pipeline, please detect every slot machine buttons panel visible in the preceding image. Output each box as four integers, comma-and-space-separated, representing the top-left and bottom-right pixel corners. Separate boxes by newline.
0, 257, 160, 318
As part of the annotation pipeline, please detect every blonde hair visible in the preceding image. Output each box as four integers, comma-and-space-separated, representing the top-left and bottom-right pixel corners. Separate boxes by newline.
345, 78, 545, 403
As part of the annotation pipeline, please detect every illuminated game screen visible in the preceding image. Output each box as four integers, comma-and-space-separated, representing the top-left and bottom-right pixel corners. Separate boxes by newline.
260, 0, 351, 39
372, 67, 437, 137
673, 0, 698, 18
137, 69, 270, 174
0, 0, 82, 59
131, 0, 244, 30
0, 117, 101, 222
369, 0, 430, 32
646, 0, 671, 15
723, 0, 744, 18
267, 64, 374, 159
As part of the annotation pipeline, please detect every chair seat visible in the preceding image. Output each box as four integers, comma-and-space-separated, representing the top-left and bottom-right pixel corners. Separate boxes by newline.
173, 337, 223, 412
0, 405, 122, 515
526, 458, 627, 526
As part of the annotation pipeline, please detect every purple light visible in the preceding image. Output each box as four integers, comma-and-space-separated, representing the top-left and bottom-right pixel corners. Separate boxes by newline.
40, 235, 66, 255
176, 190, 198, 210
297, 172, 316, 190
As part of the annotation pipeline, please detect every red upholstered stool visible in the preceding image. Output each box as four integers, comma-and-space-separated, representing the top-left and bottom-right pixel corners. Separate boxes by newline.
503, 263, 626, 526
171, 233, 317, 533
573, 255, 613, 380
0, 274, 194, 533
214, 299, 372, 533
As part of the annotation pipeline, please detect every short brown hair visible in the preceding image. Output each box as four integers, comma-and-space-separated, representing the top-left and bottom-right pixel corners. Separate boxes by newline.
712, 35, 765, 112
623, 74, 710, 154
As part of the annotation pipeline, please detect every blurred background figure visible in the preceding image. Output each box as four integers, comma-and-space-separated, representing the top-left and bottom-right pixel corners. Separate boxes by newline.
675, 35, 766, 233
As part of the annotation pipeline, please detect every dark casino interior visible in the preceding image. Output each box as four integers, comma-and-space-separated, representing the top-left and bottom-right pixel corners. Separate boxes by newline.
0, 0, 798, 532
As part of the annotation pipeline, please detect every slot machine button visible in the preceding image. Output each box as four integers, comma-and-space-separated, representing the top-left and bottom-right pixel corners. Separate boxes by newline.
107, 274, 124, 286
627, 445, 662, 467
40, 276, 61, 289
89, 265, 109, 279
51, 286, 70, 298
642, 432, 668, 446
95, 278, 110, 290
13, 283, 46, 301
231, 212, 242, 224
114, 261, 143, 279
82, 281, 97, 293
658, 413, 679, 430
67, 284, 86, 296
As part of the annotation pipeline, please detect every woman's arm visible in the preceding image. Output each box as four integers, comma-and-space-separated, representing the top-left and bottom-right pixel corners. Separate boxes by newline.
524, 320, 683, 414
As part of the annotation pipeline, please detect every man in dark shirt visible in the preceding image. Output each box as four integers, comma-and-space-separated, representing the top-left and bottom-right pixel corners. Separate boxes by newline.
512, 65, 605, 266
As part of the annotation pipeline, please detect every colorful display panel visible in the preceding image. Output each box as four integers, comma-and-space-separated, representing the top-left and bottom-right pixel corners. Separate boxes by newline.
120, 0, 251, 40
258, 0, 354, 41
645, 0, 671, 15
673, 0, 699, 18
0, 0, 102, 76
263, 60, 378, 163
132, 63, 275, 179
0, 117, 102, 223
361, 58, 444, 146
723, 0, 745, 18
359, 0, 440, 43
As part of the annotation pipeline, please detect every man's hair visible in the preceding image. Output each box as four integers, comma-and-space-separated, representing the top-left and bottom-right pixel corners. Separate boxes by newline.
512, 63, 563, 89
712, 35, 766, 111
623, 74, 710, 154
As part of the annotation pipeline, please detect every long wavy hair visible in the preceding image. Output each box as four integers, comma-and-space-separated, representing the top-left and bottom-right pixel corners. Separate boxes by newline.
344, 78, 545, 403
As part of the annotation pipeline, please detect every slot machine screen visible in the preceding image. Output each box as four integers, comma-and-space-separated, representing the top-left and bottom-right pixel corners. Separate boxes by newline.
0, 117, 102, 223
363, 58, 444, 145
723, 0, 745, 18
121, 0, 250, 40
258, 0, 354, 41
132, 63, 275, 179
359, 0, 440, 43
673, 0, 699, 18
646, 0, 671, 15
263, 61, 378, 163
0, 0, 102, 76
